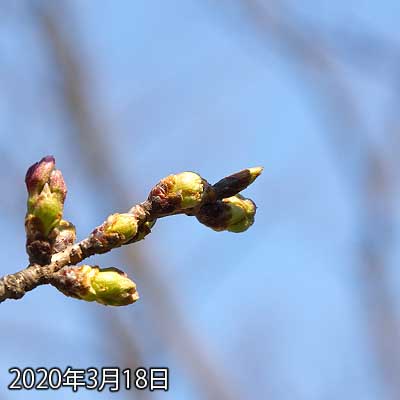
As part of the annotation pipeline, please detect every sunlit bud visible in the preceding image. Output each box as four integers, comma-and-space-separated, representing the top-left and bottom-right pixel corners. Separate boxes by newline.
52, 265, 139, 306
212, 166, 263, 199
28, 183, 63, 236
25, 156, 68, 238
196, 194, 256, 233
149, 172, 211, 215
173, 172, 206, 208
103, 213, 138, 243
25, 156, 55, 196
223, 195, 256, 232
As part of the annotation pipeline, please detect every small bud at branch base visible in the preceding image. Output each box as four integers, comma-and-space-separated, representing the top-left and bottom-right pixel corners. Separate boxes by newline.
51, 265, 139, 306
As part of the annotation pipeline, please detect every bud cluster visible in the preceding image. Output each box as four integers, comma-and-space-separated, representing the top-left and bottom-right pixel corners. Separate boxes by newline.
25, 156, 70, 263
147, 167, 262, 233
17, 156, 263, 307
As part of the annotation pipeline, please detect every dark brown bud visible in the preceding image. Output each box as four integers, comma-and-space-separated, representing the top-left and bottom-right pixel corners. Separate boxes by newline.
212, 167, 263, 199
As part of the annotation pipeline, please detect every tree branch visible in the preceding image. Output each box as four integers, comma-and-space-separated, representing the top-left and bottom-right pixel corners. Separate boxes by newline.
0, 165, 262, 304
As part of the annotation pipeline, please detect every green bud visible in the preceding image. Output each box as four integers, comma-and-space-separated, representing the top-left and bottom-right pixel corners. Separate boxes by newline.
223, 194, 256, 233
89, 267, 139, 306
149, 172, 210, 215
28, 183, 63, 236
172, 172, 205, 208
52, 265, 139, 306
103, 213, 138, 243
196, 194, 256, 233
25, 156, 67, 238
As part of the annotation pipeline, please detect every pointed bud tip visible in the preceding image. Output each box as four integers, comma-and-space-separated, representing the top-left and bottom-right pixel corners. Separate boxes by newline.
248, 166, 264, 183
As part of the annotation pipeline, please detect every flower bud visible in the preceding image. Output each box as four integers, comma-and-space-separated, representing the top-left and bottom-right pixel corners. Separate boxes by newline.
149, 172, 211, 215
49, 169, 67, 203
212, 166, 263, 199
25, 156, 55, 196
173, 172, 206, 208
103, 213, 138, 243
223, 195, 256, 232
25, 156, 67, 237
28, 183, 63, 236
196, 194, 256, 233
52, 265, 139, 306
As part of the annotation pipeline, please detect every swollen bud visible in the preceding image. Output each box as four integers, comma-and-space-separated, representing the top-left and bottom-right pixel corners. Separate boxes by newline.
52, 265, 139, 306
27, 183, 64, 236
103, 213, 138, 244
196, 194, 256, 233
25, 156, 67, 237
149, 172, 211, 215
173, 172, 206, 208
223, 195, 256, 232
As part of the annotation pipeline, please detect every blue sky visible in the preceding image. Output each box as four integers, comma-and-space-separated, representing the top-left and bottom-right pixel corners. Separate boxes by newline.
0, 1, 399, 399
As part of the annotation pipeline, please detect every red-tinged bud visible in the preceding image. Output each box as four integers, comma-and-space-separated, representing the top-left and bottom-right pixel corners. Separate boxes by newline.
25, 156, 55, 196
49, 169, 67, 202
25, 156, 68, 239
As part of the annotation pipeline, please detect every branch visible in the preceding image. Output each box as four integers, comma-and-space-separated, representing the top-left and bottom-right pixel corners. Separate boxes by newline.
0, 159, 262, 304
